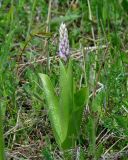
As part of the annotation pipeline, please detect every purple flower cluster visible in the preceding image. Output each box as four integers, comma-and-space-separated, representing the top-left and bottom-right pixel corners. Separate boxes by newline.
59, 23, 70, 61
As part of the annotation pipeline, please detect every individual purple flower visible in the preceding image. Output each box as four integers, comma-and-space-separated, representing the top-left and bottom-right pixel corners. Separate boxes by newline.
59, 22, 70, 61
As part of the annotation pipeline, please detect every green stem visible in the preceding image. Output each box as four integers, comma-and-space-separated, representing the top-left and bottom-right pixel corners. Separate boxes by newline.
26, 0, 37, 39
0, 106, 5, 160
88, 115, 96, 159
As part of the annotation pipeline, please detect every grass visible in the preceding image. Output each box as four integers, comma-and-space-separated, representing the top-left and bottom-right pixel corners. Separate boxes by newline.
0, 0, 128, 159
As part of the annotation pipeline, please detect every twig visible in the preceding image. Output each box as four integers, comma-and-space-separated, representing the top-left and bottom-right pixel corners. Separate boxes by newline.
19, 45, 107, 67
102, 138, 123, 157
100, 150, 128, 160
17, 44, 108, 77
89, 81, 104, 99
116, 144, 128, 156
96, 128, 106, 141
76, 147, 80, 160
11, 107, 22, 149
87, 0, 97, 84
44, 0, 52, 49
96, 130, 111, 146
122, 105, 128, 113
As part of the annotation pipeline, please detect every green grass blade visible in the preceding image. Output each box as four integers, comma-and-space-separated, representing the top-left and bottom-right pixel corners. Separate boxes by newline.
87, 116, 96, 159
0, 106, 5, 160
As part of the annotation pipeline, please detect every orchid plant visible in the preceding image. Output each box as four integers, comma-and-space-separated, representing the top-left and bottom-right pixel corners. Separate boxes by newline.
39, 23, 89, 150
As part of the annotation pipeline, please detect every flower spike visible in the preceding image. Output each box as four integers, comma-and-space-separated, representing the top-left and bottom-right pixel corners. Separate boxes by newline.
59, 22, 70, 61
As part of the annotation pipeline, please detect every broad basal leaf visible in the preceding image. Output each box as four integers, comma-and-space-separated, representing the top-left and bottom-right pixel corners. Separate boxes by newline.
61, 86, 89, 150
72, 86, 89, 132
59, 60, 73, 143
39, 73, 61, 145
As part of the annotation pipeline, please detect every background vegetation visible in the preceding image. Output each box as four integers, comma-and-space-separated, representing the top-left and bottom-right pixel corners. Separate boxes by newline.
0, 0, 128, 159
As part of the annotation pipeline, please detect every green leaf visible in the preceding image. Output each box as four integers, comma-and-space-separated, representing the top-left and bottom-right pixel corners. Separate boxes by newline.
59, 60, 73, 143
74, 87, 89, 107
67, 60, 74, 106
61, 107, 83, 149
39, 73, 61, 145
92, 91, 105, 113
73, 86, 89, 133
61, 86, 89, 150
